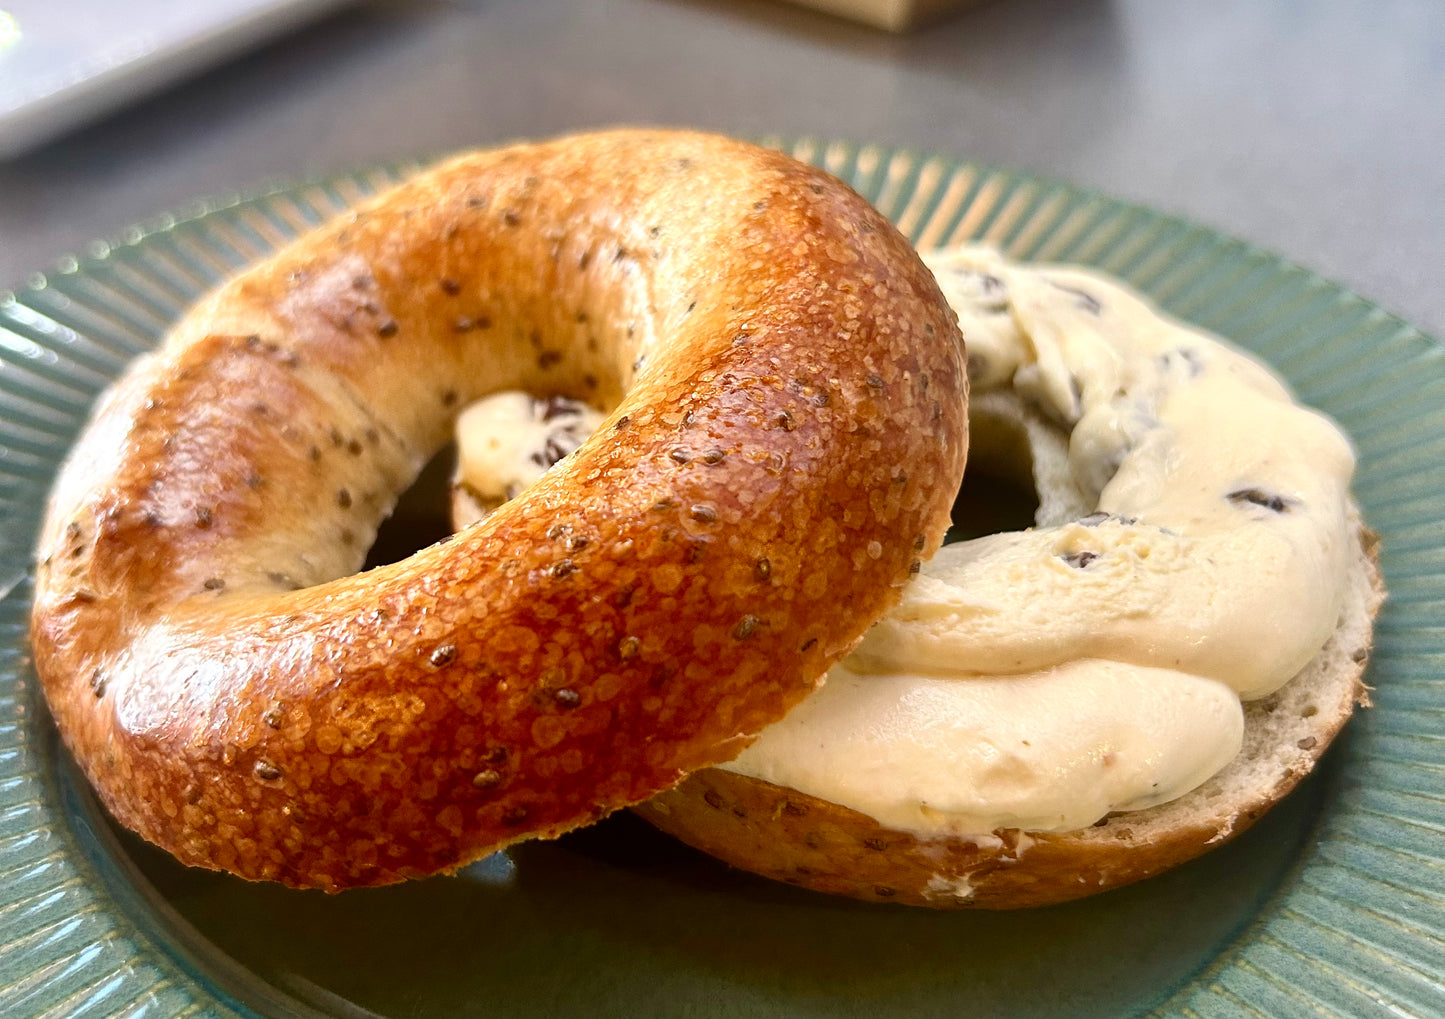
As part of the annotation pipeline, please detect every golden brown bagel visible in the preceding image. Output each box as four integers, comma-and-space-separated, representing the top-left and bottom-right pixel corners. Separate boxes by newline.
30, 129, 968, 891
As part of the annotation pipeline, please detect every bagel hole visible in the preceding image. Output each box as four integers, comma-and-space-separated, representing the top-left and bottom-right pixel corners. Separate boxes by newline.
946, 471, 1039, 544
370, 409, 1044, 556
944, 411, 1041, 544
362, 444, 457, 569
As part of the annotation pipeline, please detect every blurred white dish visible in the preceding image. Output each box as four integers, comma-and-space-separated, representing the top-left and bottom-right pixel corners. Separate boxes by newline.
0, 0, 353, 158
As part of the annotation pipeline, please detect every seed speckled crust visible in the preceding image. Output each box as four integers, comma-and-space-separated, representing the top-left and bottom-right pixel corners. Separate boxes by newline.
30, 130, 967, 891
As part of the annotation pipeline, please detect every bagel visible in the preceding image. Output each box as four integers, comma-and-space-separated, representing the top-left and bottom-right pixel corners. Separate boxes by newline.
465, 246, 1379, 909
29, 130, 969, 891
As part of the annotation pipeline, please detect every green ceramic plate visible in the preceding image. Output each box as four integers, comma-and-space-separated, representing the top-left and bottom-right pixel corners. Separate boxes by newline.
1, 138, 1442, 1018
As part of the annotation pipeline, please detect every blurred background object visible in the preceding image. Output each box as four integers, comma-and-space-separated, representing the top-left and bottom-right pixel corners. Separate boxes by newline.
0, 0, 1440, 337
0, 0, 354, 158
776, 0, 984, 32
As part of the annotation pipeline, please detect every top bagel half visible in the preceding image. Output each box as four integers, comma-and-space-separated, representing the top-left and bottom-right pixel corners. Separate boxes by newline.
30, 129, 968, 890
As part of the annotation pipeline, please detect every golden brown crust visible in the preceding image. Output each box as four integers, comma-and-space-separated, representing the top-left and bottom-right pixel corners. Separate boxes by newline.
635, 523, 1384, 909
30, 130, 968, 890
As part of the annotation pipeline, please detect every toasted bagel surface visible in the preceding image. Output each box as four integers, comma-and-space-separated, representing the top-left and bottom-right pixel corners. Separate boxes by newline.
31, 130, 968, 890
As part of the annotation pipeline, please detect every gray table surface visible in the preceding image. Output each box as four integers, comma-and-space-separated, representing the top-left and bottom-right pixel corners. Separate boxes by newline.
1, 0, 1441, 339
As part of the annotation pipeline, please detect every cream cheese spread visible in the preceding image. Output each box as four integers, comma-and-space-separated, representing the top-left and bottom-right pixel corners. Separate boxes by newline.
453, 392, 604, 519
720, 247, 1356, 835
720, 660, 1244, 833
452, 247, 1356, 837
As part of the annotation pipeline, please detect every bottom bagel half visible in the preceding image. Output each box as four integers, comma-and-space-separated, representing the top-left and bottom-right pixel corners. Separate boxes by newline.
634, 390, 1384, 909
